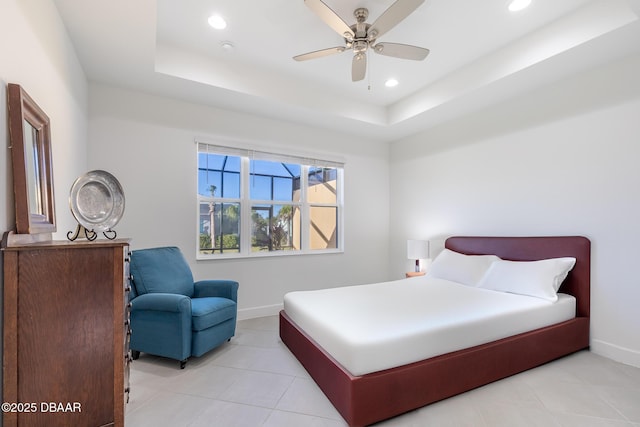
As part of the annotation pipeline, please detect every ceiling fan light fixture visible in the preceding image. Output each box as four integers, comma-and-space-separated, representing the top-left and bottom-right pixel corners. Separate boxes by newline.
508, 0, 531, 12
208, 14, 227, 30
353, 40, 368, 54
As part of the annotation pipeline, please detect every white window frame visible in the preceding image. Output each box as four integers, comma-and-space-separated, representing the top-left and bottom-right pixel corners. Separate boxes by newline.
196, 141, 344, 260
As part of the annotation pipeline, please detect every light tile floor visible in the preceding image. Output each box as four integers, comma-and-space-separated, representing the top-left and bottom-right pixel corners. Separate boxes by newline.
126, 316, 640, 426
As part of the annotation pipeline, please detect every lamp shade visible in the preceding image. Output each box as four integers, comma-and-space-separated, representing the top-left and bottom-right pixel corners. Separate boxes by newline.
407, 240, 430, 260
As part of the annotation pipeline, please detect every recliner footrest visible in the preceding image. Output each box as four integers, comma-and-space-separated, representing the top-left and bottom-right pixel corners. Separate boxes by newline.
191, 297, 237, 331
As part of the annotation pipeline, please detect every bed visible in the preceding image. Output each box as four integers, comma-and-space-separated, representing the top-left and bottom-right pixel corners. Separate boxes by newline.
279, 236, 590, 427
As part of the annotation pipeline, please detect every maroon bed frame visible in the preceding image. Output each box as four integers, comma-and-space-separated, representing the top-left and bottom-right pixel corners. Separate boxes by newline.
280, 236, 591, 427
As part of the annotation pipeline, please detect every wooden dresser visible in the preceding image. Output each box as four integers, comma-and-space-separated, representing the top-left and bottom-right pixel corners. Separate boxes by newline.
2, 233, 132, 427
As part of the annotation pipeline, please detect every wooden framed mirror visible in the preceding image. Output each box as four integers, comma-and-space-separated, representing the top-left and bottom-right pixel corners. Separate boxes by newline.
7, 83, 56, 234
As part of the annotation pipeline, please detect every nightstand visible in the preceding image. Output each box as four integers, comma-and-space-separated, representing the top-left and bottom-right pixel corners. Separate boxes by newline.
405, 271, 426, 278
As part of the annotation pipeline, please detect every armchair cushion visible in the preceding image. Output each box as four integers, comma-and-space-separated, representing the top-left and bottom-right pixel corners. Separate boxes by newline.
191, 297, 237, 331
130, 247, 194, 297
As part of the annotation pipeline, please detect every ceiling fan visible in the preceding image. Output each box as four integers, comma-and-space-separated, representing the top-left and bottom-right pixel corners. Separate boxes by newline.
294, 0, 430, 82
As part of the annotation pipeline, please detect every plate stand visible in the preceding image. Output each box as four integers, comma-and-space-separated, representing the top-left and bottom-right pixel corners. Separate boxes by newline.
67, 224, 98, 241
67, 224, 118, 241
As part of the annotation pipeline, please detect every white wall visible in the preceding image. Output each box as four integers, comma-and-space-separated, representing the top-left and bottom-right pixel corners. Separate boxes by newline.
0, 2, 88, 419
88, 83, 390, 319
389, 54, 640, 367
0, 0, 89, 238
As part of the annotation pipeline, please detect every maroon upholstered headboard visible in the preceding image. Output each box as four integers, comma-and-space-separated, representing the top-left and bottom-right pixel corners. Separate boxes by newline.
445, 236, 591, 318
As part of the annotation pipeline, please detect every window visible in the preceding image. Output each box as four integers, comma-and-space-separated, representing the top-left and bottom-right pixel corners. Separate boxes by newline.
197, 143, 343, 259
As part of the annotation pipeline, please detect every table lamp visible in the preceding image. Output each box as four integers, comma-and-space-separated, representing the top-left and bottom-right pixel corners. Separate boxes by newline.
407, 240, 430, 272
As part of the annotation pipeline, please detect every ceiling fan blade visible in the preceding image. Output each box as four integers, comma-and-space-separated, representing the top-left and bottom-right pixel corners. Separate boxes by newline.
304, 0, 355, 39
352, 53, 367, 82
293, 46, 346, 61
373, 43, 430, 60
369, 0, 425, 40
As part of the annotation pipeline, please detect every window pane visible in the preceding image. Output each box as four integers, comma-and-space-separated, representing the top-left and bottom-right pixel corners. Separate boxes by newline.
199, 202, 240, 254
222, 172, 240, 198
198, 152, 224, 170
251, 204, 300, 252
251, 160, 298, 177
250, 160, 299, 201
250, 175, 271, 200
307, 167, 337, 204
198, 153, 240, 198
309, 206, 337, 250
273, 177, 293, 201
198, 170, 221, 197
222, 156, 241, 172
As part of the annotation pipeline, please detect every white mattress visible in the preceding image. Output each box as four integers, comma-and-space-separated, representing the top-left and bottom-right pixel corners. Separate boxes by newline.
283, 276, 576, 376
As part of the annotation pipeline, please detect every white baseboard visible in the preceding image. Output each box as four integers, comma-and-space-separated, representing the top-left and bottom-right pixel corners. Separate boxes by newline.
237, 303, 283, 321
591, 339, 640, 368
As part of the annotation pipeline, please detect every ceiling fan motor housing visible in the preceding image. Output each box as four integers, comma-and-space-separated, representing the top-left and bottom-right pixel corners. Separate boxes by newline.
349, 8, 373, 53
295, 0, 429, 81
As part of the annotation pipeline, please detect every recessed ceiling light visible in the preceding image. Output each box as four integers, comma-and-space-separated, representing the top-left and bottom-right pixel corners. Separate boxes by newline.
508, 0, 531, 12
220, 41, 234, 51
208, 14, 227, 30
385, 78, 399, 88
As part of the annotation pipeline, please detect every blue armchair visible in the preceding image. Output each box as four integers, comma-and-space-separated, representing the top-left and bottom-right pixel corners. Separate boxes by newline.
128, 246, 238, 368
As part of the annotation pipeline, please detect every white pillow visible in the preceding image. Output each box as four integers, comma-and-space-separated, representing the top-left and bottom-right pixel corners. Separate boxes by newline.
426, 248, 501, 287
476, 257, 576, 302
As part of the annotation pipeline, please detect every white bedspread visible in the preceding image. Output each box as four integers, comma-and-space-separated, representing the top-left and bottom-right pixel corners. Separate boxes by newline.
283, 276, 576, 376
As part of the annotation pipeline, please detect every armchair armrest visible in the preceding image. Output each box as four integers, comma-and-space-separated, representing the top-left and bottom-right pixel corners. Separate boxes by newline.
129, 293, 192, 362
130, 293, 191, 313
194, 280, 239, 301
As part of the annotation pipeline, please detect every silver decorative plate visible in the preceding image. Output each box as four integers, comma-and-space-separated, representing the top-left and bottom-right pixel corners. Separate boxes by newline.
69, 170, 125, 232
